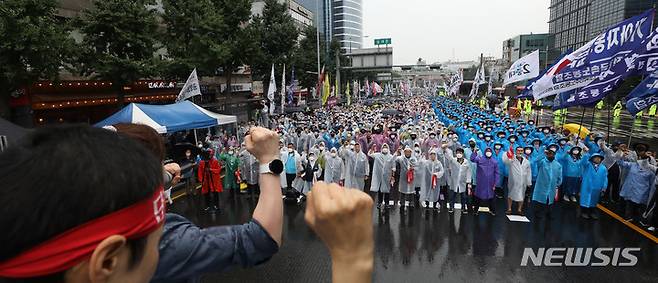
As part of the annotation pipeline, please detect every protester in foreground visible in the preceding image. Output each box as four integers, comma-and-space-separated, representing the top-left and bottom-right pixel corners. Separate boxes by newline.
470, 147, 499, 215
503, 146, 532, 215
579, 153, 608, 219
305, 182, 374, 283
532, 148, 563, 219
0, 125, 165, 282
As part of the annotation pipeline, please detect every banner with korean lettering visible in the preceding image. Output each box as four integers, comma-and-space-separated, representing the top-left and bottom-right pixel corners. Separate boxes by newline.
503, 50, 540, 87
625, 71, 658, 115
532, 9, 654, 101
555, 26, 658, 109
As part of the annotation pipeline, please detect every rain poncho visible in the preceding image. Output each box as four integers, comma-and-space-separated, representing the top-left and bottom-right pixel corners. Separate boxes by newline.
532, 158, 563, 205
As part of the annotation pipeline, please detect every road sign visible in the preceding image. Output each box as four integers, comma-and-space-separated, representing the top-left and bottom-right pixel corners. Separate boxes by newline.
374, 38, 392, 45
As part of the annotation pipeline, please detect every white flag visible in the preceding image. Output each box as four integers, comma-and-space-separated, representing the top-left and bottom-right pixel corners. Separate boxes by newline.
281, 64, 285, 114
176, 68, 202, 102
503, 50, 540, 87
267, 64, 276, 115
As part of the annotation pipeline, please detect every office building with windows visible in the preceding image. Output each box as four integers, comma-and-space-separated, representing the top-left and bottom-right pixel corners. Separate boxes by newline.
297, 0, 363, 51
502, 33, 553, 69
549, 0, 658, 54
548, 0, 591, 53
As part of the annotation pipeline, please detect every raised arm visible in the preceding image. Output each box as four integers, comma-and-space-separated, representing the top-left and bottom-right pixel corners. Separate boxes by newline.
246, 127, 284, 247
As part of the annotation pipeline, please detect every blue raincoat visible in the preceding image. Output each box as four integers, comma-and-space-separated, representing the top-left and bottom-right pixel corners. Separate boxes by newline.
579, 155, 608, 208
532, 157, 563, 204
618, 160, 656, 204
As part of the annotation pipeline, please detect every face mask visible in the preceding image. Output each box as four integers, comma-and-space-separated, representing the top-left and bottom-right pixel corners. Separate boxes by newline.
485, 152, 493, 158
430, 135, 436, 139
522, 133, 528, 137
478, 135, 484, 139
525, 149, 532, 155
560, 141, 567, 145
543, 130, 550, 134
309, 157, 316, 162
485, 137, 492, 141
456, 153, 464, 159
349, 145, 355, 150
495, 145, 502, 150
498, 135, 505, 139
382, 148, 390, 154
510, 138, 516, 142
319, 146, 325, 151
228, 151, 234, 155
288, 148, 294, 153
331, 152, 337, 157
572, 150, 580, 155
186, 152, 191, 157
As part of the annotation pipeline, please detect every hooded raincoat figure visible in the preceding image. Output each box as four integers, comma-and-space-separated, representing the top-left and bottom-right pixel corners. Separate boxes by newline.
341, 143, 370, 191
323, 148, 345, 184
395, 147, 419, 207
470, 148, 500, 214
198, 149, 222, 211
238, 148, 259, 195
532, 149, 563, 219
218, 149, 241, 197
579, 153, 608, 219
503, 147, 532, 214
445, 148, 473, 213
369, 144, 396, 208
420, 151, 445, 209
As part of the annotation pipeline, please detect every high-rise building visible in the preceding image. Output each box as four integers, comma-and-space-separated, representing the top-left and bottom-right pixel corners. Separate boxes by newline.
296, 0, 363, 51
588, 0, 658, 38
549, 0, 658, 54
502, 34, 553, 69
251, 0, 314, 29
548, 0, 591, 54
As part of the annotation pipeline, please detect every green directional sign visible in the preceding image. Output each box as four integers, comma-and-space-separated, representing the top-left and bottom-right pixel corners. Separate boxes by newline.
374, 38, 392, 45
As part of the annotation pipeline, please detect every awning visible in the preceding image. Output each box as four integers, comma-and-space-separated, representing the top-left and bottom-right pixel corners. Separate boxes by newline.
94, 101, 237, 133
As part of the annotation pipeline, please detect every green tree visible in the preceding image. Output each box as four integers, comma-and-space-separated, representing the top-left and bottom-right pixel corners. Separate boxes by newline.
0, 0, 74, 119
214, 0, 258, 95
251, 0, 299, 83
74, 0, 160, 107
160, 0, 226, 79
295, 25, 324, 91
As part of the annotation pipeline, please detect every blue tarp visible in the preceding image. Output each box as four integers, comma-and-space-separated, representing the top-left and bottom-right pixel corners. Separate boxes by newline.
94, 101, 237, 133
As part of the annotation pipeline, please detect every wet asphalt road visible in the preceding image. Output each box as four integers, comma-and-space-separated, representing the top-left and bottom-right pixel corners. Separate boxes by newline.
169, 190, 658, 283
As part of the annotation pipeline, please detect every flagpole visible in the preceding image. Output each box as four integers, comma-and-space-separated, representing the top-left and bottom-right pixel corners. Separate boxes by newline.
606, 95, 611, 140
589, 105, 596, 133
577, 106, 586, 140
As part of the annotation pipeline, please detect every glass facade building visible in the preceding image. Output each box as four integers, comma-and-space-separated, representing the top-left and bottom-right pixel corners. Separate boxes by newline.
332, 0, 363, 51
549, 0, 658, 54
296, 0, 363, 51
548, 0, 591, 54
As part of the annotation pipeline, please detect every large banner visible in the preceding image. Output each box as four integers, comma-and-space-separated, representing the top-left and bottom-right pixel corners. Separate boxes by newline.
554, 26, 658, 109
503, 50, 540, 87
532, 9, 654, 101
626, 71, 658, 115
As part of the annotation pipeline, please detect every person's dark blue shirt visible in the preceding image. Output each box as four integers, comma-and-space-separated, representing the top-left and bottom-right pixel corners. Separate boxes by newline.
151, 213, 279, 283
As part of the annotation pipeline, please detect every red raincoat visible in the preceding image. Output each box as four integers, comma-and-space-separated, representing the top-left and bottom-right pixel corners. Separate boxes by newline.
198, 155, 223, 194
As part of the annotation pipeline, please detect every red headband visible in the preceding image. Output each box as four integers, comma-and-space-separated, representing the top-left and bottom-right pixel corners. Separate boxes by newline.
0, 187, 166, 278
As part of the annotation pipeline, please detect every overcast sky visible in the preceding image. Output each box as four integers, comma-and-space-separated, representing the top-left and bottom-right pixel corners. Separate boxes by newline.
362, 0, 551, 65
